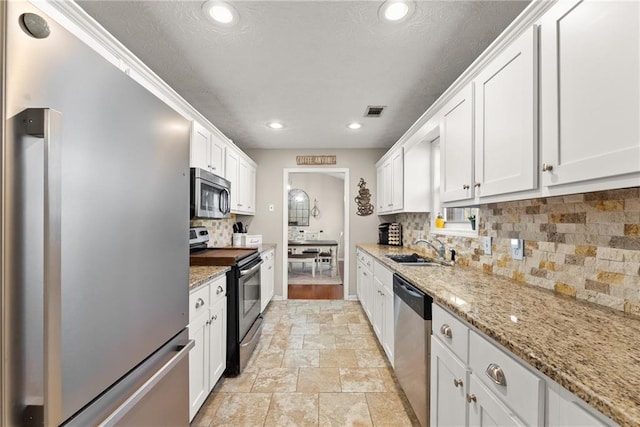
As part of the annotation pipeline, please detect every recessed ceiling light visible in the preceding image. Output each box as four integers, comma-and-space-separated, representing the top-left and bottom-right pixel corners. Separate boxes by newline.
267, 121, 284, 129
347, 122, 362, 130
379, 0, 414, 23
202, 0, 238, 26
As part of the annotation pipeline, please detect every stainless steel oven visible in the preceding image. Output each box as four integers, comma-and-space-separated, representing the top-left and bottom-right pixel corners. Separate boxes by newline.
226, 251, 263, 375
190, 167, 231, 219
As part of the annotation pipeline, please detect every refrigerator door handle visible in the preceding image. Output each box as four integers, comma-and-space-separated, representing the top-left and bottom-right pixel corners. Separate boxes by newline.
23, 108, 64, 426
99, 339, 195, 426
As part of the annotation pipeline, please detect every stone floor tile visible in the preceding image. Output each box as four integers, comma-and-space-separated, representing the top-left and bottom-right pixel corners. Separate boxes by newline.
365, 392, 414, 426
320, 324, 352, 335
251, 347, 284, 368
333, 313, 363, 324
318, 392, 373, 427
264, 393, 319, 427
307, 313, 336, 324
269, 334, 304, 350
355, 348, 388, 368
297, 367, 341, 392
252, 368, 299, 392
335, 334, 378, 349
303, 334, 337, 349
348, 323, 372, 335
190, 392, 228, 426
319, 349, 359, 368
209, 393, 271, 426
282, 349, 320, 367
291, 323, 321, 335
339, 368, 388, 392
377, 367, 402, 393
297, 305, 321, 315
216, 368, 259, 392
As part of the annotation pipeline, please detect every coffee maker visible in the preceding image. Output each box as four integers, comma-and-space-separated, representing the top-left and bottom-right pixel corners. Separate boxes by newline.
378, 223, 402, 246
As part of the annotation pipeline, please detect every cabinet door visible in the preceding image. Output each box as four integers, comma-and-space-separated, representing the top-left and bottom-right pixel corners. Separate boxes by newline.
261, 250, 274, 312
190, 121, 210, 171
381, 285, 394, 365
382, 160, 393, 212
474, 26, 538, 197
540, 0, 640, 187
431, 337, 468, 427
356, 262, 363, 303
362, 266, 373, 321
209, 134, 226, 176
376, 166, 385, 214
208, 297, 227, 392
441, 84, 474, 203
188, 312, 209, 421
391, 149, 403, 211
248, 163, 256, 214
372, 277, 384, 342
225, 150, 240, 211
468, 374, 524, 427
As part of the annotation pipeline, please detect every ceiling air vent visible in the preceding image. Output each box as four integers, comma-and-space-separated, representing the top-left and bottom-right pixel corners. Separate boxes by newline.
364, 105, 386, 117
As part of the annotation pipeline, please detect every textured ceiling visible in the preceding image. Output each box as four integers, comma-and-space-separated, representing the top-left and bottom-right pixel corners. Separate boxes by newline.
78, 0, 529, 150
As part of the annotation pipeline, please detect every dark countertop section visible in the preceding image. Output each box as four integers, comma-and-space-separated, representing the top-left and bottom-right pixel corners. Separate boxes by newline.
358, 243, 640, 427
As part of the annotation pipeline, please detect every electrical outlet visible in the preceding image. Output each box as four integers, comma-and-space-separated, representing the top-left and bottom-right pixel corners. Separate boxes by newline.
268, 203, 274, 212
482, 236, 492, 255
511, 238, 524, 260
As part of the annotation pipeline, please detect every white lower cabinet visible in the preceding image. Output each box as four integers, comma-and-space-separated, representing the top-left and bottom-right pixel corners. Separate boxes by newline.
188, 275, 227, 421
431, 303, 610, 427
356, 250, 373, 320
260, 248, 275, 312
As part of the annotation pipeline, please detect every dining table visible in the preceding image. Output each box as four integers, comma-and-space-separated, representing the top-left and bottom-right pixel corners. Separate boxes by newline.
288, 239, 338, 277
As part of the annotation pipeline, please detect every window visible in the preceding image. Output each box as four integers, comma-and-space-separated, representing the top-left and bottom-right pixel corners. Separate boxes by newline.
288, 189, 310, 226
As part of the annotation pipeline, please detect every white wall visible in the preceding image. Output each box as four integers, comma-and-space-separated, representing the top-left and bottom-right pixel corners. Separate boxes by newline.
244, 148, 385, 298
289, 173, 344, 257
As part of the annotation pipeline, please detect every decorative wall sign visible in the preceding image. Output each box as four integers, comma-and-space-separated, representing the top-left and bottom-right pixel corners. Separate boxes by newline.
296, 155, 336, 165
355, 178, 374, 216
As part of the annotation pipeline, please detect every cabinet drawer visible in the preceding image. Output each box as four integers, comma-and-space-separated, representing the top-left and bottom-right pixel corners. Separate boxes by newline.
357, 251, 373, 270
373, 260, 393, 292
189, 284, 210, 322
209, 275, 227, 303
433, 304, 469, 364
469, 331, 544, 426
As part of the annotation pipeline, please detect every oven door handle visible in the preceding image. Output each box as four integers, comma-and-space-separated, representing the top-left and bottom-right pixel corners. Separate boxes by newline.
240, 260, 264, 276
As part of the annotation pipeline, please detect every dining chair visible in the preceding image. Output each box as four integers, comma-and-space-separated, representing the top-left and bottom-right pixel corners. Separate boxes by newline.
317, 231, 342, 277
288, 251, 317, 277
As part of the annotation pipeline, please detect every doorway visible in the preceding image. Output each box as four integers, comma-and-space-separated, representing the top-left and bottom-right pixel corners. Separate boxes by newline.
282, 168, 350, 300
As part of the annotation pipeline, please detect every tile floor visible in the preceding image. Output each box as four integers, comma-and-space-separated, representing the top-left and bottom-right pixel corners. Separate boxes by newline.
191, 300, 420, 427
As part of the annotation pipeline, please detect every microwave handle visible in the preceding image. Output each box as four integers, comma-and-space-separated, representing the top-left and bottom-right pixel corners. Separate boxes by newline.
220, 188, 230, 214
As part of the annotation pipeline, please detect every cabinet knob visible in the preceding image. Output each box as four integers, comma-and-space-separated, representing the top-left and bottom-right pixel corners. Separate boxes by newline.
439, 324, 452, 339
206, 319, 210, 326
466, 394, 477, 403
217, 285, 224, 295
474, 182, 481, 188
542, 163, 554, 172
454, 379, 463, 388
463, 184, 470, 190
212, 314, 217, 321
195, 298, 205, 309
485, 363, 507, 386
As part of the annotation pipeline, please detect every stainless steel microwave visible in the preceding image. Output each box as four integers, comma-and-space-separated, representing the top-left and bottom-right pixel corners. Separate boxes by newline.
190, 168, 231, 219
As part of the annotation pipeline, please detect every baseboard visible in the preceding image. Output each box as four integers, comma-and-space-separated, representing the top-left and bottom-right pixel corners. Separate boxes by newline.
347, 295, 359, 301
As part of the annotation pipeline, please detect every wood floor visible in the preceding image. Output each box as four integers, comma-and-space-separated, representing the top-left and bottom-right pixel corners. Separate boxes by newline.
288, 261, 344, 300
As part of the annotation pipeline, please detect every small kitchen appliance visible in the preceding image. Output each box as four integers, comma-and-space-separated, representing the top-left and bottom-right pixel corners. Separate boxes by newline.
190, 167, 231, 219
378, 222, 403, 246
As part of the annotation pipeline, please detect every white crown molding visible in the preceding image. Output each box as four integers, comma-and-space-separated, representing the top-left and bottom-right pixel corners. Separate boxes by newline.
29, 0, 242, 153
386, 0, 556, 154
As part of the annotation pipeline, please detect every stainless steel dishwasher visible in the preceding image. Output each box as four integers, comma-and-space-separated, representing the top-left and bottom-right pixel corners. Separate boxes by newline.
393, 273, 433, 427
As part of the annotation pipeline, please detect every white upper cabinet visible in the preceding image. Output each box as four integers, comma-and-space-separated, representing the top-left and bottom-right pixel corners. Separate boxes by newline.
190, 121, 226, 177
540, 0, 640, 187
441, 83, 474, 203
226, 148, 256, 215
474, 26, 538, 198
376, 147, 403, 214
403, 136, 432, 213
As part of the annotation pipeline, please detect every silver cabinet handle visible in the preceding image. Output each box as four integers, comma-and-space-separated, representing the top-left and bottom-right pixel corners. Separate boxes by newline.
100, 340, 194, 426
216, 285, 224, 295
440, 324, 452, 338
212, 315, 217, 321
463, 184, 470, 189
454, 379, 463, 387
22, 108, 64, 425
195, 298, 205, 309
474, 182, 481, 188
485, 363, 507, 386
466, 394, 477, 403
542, 163, 554, 172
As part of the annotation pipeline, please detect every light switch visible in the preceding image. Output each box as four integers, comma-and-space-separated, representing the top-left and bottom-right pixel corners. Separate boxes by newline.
482, 237, 492, 255
510, 238, 524, 260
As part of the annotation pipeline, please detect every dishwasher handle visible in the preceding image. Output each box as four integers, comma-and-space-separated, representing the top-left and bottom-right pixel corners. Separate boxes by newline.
393, 274, 432, 320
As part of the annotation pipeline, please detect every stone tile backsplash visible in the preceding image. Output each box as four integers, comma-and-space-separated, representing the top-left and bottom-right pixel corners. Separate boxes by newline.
190, 214, 236, 247
396, 187, 640, 316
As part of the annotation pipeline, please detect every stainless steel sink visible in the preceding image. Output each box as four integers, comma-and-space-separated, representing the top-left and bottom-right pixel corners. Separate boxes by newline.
385, 253, 445, 267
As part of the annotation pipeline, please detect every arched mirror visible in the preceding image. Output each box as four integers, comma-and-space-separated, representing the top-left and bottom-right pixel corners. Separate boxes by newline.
288, 189, 310, 226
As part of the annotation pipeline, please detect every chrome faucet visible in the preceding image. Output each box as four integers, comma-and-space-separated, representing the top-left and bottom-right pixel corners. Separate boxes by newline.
414, 237, 446, 260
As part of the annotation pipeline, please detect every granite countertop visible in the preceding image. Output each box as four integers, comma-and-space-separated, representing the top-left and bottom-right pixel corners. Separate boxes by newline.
189, 266, 230, 291
358, 243, 640, 427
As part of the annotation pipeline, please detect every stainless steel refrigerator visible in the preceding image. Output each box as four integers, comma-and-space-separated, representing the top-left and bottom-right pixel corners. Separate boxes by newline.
2, 2, 193, 425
